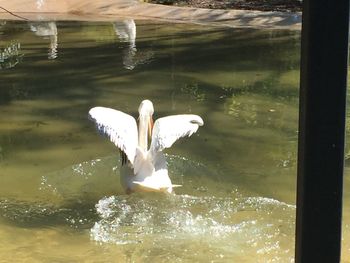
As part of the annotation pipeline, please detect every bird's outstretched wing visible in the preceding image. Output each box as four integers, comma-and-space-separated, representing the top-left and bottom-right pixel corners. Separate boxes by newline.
88, 107, 138, 164
150, 114, 204, 153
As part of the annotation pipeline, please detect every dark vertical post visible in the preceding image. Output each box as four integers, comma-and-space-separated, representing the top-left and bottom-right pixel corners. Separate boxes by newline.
296, 0, 349, 262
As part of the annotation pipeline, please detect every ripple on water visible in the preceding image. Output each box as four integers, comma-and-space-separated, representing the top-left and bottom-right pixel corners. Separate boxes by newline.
39, 154, 224, 201
39, 155, 122, 202
90, 193, 295, 261
10, 154, 295, 261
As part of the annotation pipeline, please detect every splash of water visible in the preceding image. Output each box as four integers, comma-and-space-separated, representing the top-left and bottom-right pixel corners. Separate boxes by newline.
40, 155, 122, 202
90, 193, 295, 261
1, 154, 295, 261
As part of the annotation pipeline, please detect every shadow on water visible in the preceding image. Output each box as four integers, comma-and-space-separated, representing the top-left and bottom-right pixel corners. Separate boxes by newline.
0, 20, 308, 261
0, 21, 301, 166
0, 19, 349, 262
0, 22, 300, 103
0, 199, 98, 229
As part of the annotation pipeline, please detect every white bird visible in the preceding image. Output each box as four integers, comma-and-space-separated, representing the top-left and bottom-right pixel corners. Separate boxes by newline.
89, 100, 204, 194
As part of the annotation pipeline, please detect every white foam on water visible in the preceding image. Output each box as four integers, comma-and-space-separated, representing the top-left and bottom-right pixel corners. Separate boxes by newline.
37, 154, 295, 261
90, 193, 295, 261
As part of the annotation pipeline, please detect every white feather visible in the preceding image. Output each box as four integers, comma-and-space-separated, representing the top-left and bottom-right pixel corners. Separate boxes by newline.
150, 114, 204, 153
88, 107, 138, 164
89, 101, 204, 194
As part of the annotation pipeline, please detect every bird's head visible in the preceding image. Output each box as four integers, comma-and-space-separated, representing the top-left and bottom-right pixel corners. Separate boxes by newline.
138, 99, 154, 116
138, 99, 154, 137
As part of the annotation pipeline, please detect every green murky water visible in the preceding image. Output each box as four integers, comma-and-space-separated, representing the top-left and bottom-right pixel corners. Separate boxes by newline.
0, 20, 349, 262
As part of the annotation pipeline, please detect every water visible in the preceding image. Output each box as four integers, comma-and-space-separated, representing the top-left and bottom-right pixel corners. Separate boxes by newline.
0, 20, 349, 262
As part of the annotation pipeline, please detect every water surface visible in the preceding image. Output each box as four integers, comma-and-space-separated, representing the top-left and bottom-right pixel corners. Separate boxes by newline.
0, 20, 349, 262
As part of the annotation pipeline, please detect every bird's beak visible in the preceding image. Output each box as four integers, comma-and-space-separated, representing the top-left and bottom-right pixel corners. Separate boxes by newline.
148, 116, 154, 139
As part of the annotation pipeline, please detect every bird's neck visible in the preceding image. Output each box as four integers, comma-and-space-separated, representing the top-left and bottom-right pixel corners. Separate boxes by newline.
138, 115, 149, 151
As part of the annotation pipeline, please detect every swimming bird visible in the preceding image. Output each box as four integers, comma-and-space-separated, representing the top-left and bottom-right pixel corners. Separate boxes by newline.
89, 100, 204, 194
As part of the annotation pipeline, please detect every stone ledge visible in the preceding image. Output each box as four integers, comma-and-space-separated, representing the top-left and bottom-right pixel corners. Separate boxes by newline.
0, 0, 301, 30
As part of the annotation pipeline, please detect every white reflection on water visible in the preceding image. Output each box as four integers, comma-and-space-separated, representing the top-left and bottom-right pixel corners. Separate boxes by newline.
29, 21, 58, 60
114, 19, 136, 48
0, 41, 22, 69
114, 19, 154, 70
114, 19, 137, 70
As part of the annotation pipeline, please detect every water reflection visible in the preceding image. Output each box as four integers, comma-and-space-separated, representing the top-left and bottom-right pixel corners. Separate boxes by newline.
29, 21, 58, 59
0, 41, 22, 69
0, 198, 97, 228
114, 19, 137, 70
114, 19, 136, 48
2, 20, 348, 261
114, 19, 153, 70
0, 20, 6, 28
